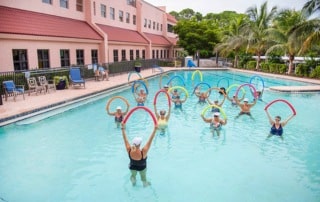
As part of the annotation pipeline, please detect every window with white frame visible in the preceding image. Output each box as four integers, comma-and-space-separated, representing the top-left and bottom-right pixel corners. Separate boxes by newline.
76, 0, 83, 12
126, 12, 130, 23
101, 4, 106, 18
119, 10, 123, 22
60, 0, 68, 8
110, 7, 115, 20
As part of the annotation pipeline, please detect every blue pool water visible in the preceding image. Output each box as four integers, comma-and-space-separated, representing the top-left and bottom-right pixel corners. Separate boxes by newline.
0, 70, 320, 202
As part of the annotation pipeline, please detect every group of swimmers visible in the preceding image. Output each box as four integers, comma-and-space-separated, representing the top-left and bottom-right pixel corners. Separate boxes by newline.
107, 76, 296, 187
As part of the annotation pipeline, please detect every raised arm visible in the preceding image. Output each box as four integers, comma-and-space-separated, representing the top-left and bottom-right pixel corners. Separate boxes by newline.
166, 105, 171, 121
201, 114, 211, 123
264, 109, 274, 125
121, 123, 131, 152
281, 114, 296, 127
142, 125, 158, 156
153, 104, 160, 119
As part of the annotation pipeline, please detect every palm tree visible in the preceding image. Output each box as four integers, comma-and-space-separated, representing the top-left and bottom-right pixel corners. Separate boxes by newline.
266, 9, 307, 74
244, 1, 277, 70
214, 15, 248, 68
302, 0, 320, 17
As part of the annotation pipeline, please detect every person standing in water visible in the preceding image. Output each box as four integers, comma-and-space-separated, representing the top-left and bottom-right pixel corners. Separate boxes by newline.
121, 123, 158, 187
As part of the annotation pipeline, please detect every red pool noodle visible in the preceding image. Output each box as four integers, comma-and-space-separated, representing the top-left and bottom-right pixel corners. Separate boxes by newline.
122, 106, 157, 125
264, 99, 296, 115
153, 89, 171, 107
235, 83, 257, 99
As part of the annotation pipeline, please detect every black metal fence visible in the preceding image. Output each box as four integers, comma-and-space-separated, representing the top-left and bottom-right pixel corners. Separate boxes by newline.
0, 58, 180, 98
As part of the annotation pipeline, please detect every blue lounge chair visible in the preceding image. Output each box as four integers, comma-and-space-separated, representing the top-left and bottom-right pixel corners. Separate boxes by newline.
69, 67, 85, 88
3, 80, 25, 101
152, 64, 164, 73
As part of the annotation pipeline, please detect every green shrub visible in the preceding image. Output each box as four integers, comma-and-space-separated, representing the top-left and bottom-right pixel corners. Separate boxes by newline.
260, 62, 269, 72
269, 63, 279, 73
295, 64, 310, 77
278, 64, 287, 74
247, 61, 256, 70
310, 65, 320, 78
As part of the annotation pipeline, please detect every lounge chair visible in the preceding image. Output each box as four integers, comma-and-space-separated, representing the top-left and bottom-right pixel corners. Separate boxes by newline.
69, 67, 85, 88
38, 76, 56, 93
27, 77, 45, 95
3, 80, 25, 101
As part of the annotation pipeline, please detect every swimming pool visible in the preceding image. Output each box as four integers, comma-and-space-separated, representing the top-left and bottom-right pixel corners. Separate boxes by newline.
0, 70, 319, 202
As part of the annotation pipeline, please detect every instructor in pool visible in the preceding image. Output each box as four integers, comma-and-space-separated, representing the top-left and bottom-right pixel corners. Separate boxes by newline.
121, 123, 157, 187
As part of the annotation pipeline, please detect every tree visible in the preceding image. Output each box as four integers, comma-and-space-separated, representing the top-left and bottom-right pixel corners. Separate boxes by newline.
173, 19, 220, 57
243, 1, 278, 70
214, 15, 249, 67
266, 9, 307, 74
302, 0, 320, 17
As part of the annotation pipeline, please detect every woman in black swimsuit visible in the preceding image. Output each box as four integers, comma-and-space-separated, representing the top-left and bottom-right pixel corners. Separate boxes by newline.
107, 106, 129, 128
121, 123, 157, 187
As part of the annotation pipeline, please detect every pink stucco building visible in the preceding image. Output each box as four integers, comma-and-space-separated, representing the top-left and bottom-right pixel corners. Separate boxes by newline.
0, 0, 179, 72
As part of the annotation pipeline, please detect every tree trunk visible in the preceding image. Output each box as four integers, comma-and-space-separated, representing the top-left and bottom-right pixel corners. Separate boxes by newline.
256, 54, 261, 70
287, 55, 295, 74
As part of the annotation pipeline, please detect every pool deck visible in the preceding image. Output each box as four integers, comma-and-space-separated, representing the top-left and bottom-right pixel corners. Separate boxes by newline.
1, 67, 320, 126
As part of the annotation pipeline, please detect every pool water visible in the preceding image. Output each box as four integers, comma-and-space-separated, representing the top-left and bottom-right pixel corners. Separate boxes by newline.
0, 70, 320, 202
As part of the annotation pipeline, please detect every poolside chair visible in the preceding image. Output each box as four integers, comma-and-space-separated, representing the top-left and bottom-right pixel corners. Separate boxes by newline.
69, 67, 85, 88
2, 80, 25, 101
38, 76, 56, 93
26, 77, 45, 95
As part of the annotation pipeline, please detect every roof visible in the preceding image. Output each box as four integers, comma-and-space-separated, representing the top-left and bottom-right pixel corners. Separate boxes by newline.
167, 37, 178, 46
166, 13, 177, 23
0, 6, 102, 40
97, 24, 148, 44
143, 33, 172, 46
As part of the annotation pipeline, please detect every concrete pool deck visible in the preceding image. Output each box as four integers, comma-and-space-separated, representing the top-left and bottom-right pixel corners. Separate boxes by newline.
1, 67, 320, 126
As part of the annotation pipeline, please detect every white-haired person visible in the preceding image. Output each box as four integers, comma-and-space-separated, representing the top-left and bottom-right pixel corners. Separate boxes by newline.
121, 123, 158, 187
201, 112, 227, 136
107, 106, 129, 128
235, 97, 257, 119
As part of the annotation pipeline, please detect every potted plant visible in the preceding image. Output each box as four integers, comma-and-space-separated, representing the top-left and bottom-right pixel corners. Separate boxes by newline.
134, 60, 142, 73
53, 76, 69, 90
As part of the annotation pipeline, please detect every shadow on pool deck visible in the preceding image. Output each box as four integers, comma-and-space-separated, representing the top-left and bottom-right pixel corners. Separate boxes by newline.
1, 67, 319, 126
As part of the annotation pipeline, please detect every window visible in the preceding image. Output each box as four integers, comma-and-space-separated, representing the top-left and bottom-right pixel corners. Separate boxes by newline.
42, 0, 52, 4
76, 0, 83, 12
76, 49, 84, 65
157, 23, 159, 31
101, 4, 106, 18
127, 0, 136, 7
113, 50, 119, 62
60, 0, 68, 8
144, 19, 147, 27
142, 50, 145, 59
160, 24, 163, 31
12, 49, 28, 71
133, 15, 136, 25
93, 2, 96, 16
37, 49, 50, 69
148, 20, 151, 28
119, 10, 123, 22
60, 49, 70, 67
130, 50, 134, 60
168, 24, 173, 33
153, 21, 155, 30
160, 50, 163, 58
110, 7, 115, 20
156, 50, 159, 58
136, 50, 140, 59
126, 12, 130, 23
91, 49, 98, 64
152, 50, 155, 59
121, 50, 126, 61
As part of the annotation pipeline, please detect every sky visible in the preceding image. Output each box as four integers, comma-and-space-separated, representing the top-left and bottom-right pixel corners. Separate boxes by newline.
146, 0, 307, 14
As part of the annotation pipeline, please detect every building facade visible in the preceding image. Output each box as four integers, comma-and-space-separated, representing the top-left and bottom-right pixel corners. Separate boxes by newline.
0, 0, 178, 72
